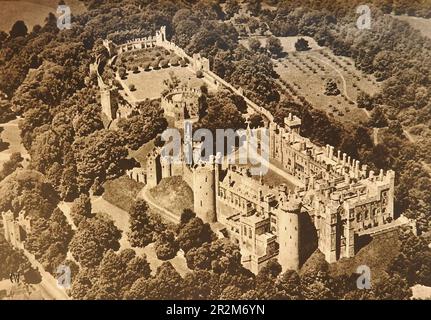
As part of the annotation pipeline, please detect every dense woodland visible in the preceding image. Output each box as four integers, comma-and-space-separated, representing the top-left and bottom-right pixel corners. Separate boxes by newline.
0, 0, 430, 299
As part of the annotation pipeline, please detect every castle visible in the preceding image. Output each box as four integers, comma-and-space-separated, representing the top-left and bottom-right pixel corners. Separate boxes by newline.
144, 114, 415, 273
102, 27, 415, 274
161, 85, 202, 129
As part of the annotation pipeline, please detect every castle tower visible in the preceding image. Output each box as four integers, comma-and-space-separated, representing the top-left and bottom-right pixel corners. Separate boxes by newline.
277, 195, 301, 271
101, 88, 118, 121
269, 121, 278, 159
146, 152, 161, 188
284, 113, 301, 135
156, 26, 166, 45
193, 162, 217, 223
161, 157, 172, 179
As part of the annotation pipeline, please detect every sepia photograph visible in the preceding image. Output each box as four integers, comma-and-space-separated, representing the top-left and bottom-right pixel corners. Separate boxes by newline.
0, 0, 430, 307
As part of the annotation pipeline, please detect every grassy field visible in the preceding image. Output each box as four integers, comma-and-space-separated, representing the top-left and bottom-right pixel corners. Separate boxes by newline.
102, 175, 144, 212
393, 15, 431, 39
275, 46, 380, 125
0, 0, 86, 32
121, 65, 205, 101
149, 176, 194, 216
129, 140, 155, 168
329, 230, 400, 283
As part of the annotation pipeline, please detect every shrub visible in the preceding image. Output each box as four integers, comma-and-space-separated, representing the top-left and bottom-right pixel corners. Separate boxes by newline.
160, 59, 169, 68
142, 62, 151, 71
170, 56, 180, 66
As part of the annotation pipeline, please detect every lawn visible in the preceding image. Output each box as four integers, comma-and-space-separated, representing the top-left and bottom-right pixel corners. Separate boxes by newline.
149, 176, 194, 216
0, 0, 86, 32
102, 175, 144, 212
120, 65, 205, 102
328, 230, 401, 283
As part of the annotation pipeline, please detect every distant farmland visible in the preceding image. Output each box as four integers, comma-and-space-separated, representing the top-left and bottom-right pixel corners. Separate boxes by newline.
393, 15, 431, 39
0, 0, 86, 32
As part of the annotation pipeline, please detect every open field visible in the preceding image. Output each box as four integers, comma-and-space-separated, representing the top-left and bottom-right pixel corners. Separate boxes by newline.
102, 175, 144, 212
0, 118, 29, 167
393, 15, 431, 39
275, 45, 380, 125
0, 0, 86, 32
120, 65, 205, 102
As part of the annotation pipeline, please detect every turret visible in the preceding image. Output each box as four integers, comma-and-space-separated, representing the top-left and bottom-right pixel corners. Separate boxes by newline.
277, 194, 301, 271
193, 161, 217, 223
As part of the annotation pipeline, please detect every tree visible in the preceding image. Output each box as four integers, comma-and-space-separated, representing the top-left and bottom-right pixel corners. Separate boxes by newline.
248, 114, 264, 129
295, 38, 310, 51
151, 60, 160, 69
368, 107, 388, 128
0, 152, 23, 180
72, 104, 104, 137
266, 36, 283, 57
248, 38, 261, 52
181, 270, 216, 299
246, 0, 261, 16
0, 99, 15, 123
196, 91, 246, 135
126, 262, 184, 299
225, 0, 240, 19
169, 56, 180, 66
160, 59, 169, 68
324, 79, 340, 96
70, 194, 92, 226
142, 62, 151, 71
128, 199, 166, 248
69, 216, 121, 268
177, 217, 215, 253
357, 92, 375, 110
118, 102, 167, 150
9, 20, 28, 38
132, 66, 139, 73
185, 239, 242, 273
179, 208, 196, 226
118, 67, 127, 79
0, 169, 58, 219
275, 269, 302, 299
254, 259, 282, 299
73, 129, 128, 190
155, 230, 179, 260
